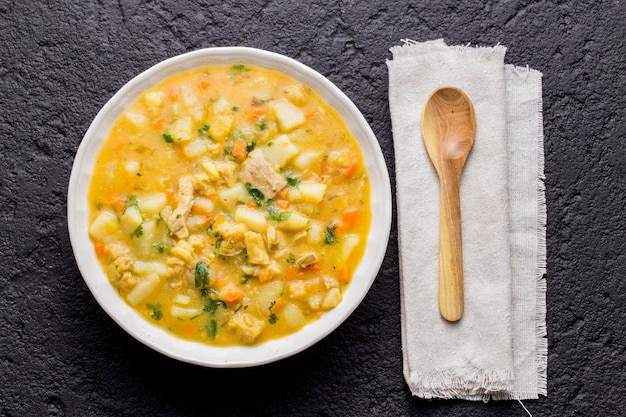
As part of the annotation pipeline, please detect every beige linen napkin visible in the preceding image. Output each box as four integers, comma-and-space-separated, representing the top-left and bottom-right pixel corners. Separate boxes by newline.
387, 39, 547, 400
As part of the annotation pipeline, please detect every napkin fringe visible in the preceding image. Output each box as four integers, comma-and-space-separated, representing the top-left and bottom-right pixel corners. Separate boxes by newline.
535, 81, 548, 396
407, 368, 513, 401
390, 38, 507, 61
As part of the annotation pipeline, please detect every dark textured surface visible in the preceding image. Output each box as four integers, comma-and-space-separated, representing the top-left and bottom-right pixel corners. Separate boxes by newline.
1, 1, 625, 416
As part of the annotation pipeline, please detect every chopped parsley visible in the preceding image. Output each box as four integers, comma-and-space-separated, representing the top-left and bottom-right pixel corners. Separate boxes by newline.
154, 243, 166, 253
256, 120, 267, 131
286, 255, 296, 264
131, 224, 143, 239
231, 106, 239, 112
159, 211, 174, 233
286, 176, 301, 187
267, 204, 292, 222
324, 225, 338, 245
245, 183, 265, 206
207, 318, 217, 339
246, 141, 257, 153
269, 313, 278, 325
267, 141, 274, 147
194, 261, 210, 288
125, 194, 138, 209
162, 133, 174, 143
147, 303, 162, 321
230, 64, 251, 77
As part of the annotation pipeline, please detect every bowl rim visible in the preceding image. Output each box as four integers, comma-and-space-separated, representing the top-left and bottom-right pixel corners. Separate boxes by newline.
67, 46, 392, 368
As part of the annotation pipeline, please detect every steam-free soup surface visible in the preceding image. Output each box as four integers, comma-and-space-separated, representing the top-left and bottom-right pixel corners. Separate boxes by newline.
88, 64, 371, 345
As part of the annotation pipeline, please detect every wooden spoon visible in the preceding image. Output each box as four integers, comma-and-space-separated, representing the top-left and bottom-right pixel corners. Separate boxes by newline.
421, 87, 476, 322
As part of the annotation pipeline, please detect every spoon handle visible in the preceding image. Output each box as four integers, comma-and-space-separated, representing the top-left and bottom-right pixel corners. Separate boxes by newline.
438, 165, 464, 321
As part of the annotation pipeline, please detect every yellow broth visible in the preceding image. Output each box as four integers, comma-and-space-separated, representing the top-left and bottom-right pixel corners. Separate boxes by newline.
88, 64, 371, 345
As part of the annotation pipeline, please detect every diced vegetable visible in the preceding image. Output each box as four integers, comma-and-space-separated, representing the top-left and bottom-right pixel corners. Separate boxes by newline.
138, 193, 167, 217
125, 112, 148, 128
297, 182, 327, 204
209, 115, 233, 141
171, 306, 202, 318
144, 91, 164, 107
321, 287, 342, 310
169, 117, 194, 142
235, 205, 267, 233
262, 134, 300, 168
271, 99, 305, 131
217, 183, 251, 212
276, 211, 310, 231
182, 140, 212, 159
127, 273, 160, 306
89, 210, 119, 241
280, 303, 306, 328
194, 196, 216, 216
120, 205, 143, 235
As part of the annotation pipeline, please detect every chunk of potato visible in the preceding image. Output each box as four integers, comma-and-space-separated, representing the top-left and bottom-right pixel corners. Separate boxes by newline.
89, 210, 119, 241
169, 117, 194, 142
297, 182, 327, 204
194, 196, 216, 216
126, 272, 160, 306
180, 85, 205, 121
120, 205, 143, 235
217, 183, 250, 212
340, 234, 361, 263
182, 140, 211, 159
133, 261, 169, 277
209, 115, 233, 141
170, 306, 202, 318
144, 91, 164, 107
271, 99, 305, 131
276, 211, 310, 231
138, 193, 167, 217
235, 206, 267, 233
257, 281, 284, 315
124, 112, 148, 128
321, 287, 342, 310
292, 151, 321, 171
262, 134, 300, 168
280, 303, 306, 328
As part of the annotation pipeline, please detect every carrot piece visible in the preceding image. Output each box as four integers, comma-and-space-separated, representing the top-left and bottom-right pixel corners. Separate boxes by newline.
109, 194, 126, 213
247, 108, 265, 122
309, 263, 321, 271
206, 193, 217, 202
154, 117, 167, 130
94, 243, 105, 258
276, 199, 289, 210
222, 288, 244, 304
231, 140, 247, 161
214, 273, 227, 290
338, 267, 352, 283
168, 86, 179, 101
181, 322, 196, 336
165, 188, 177, 203
258, 272, 270, 283
276, 187, 289, 200
286, 266, 296, 280
342, 208, 358, 229
199, 79, 210, 90
273, 297, 284, 311
342, 160, 357, 178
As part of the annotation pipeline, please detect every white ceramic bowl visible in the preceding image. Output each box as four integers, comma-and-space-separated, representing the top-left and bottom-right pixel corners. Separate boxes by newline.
67, 47, 392, 367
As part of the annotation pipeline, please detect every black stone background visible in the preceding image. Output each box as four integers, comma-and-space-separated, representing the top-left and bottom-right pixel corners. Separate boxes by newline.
1, 1, 625, 416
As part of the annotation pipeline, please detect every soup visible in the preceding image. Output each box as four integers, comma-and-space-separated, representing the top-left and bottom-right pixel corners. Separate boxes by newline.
87, 64, 371, 345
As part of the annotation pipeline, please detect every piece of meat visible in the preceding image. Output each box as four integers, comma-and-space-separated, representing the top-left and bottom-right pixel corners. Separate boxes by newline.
295, 252, 319, 269
239, 149, 287, 199
168, 175, 194, 239
227, 312, 266, 343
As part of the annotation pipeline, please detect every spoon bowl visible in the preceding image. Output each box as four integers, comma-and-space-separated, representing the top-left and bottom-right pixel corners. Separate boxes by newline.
421, 87, 476, 322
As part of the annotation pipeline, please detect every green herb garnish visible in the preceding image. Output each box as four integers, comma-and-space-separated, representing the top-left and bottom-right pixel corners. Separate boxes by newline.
230, 64, 251, 77
245, 183, 265, 206
147, 303, 162, 321
256, 120, 267, 131
131, 224, 143, 239
286, 176, 301, 187
194, 261, 210, 288
324, 225, 338, 245
269, 314, 278, 325
162, 133, 174, 143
